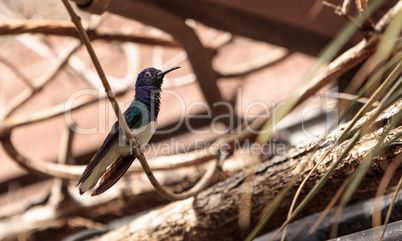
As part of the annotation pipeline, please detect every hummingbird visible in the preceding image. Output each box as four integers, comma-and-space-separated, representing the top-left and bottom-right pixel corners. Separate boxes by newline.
77, 67, 180, 196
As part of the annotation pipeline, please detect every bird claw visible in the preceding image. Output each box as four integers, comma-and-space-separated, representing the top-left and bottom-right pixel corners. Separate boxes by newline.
130, 138, 142, 155
135, 138, 141, 149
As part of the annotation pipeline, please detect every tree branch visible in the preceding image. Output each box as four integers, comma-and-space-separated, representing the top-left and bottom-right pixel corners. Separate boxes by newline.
0, 19, 180, 47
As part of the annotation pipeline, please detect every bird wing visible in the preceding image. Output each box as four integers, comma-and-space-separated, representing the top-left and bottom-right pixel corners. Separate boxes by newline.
77, 104, 145, 193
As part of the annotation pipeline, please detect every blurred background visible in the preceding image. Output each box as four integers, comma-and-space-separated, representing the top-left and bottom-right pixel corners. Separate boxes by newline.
0, 0, 400, 240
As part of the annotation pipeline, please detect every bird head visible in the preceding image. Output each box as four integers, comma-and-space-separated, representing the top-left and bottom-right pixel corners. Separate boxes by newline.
135, 67, 180, 90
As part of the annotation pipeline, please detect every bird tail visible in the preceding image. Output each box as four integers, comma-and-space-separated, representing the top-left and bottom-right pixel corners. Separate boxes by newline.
78, 151, 133, 195
77, 156, 112, 195
90, 155, 135, 196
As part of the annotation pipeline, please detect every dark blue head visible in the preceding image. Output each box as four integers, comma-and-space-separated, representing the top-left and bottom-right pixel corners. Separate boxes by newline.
134, 67, 180, 117
135, 67, 180, 91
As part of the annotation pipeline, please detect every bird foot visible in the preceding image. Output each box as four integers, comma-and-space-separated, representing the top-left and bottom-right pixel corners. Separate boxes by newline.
130, 138, 142, 155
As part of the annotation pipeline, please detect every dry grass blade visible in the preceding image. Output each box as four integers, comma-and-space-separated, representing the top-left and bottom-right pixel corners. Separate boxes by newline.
325, 92, 380, 106
373, 153, 402, 227
379, 177, 402, 241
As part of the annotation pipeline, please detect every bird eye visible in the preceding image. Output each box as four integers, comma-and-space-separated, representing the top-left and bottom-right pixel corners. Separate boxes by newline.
144, 71, 152, 77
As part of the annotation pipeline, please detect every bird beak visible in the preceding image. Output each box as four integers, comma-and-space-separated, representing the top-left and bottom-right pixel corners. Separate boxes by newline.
157, 66, 181, 77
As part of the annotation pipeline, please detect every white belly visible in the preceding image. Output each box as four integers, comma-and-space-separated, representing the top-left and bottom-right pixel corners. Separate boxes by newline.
132, 120, 157, 149
116, 121, 157, 155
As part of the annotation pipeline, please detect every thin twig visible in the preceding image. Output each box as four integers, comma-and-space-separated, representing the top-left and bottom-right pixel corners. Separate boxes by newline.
58, 125, 76, 165
48, 124, 76, 207
322, 1, 344, 16
325, 91, 380, 106
342, 0, 352, 15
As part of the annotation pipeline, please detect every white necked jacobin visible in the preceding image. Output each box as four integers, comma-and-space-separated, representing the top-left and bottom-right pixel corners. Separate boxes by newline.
78, 66, 180, 196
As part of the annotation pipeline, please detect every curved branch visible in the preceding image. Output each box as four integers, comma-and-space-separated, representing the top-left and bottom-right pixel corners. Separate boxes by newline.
0, 132, 217, 179
1, 134, 83, 179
